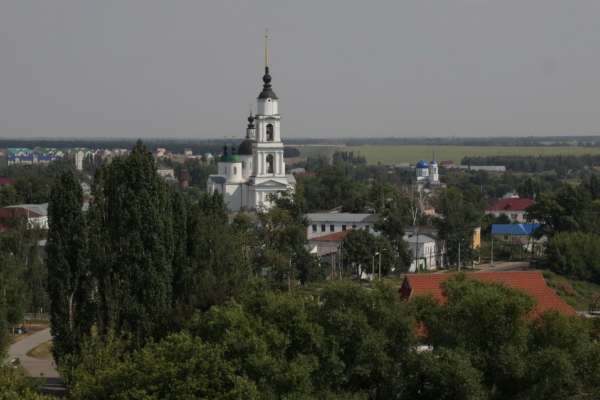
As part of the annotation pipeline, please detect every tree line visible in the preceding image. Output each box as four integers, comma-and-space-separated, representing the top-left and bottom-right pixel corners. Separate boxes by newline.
461, 154, 600, 174
60, 278, 600, 400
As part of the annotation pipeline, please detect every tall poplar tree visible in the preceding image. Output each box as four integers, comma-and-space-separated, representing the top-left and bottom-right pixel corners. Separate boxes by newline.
94, 141, 174, 344
47, 171, 93, 362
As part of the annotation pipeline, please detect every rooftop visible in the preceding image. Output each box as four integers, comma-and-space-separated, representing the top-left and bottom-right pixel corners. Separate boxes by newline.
486, 198, 535, 212
309, 230, 352, 242
491, 223, 540, 236
401, 271, 576, 316
306, 213, 377, 223
4, 203, 48, 217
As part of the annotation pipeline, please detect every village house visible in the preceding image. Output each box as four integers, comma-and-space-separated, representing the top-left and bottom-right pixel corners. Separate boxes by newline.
0, 203, 49, 230
305, 213, 378, 240
485, 197, 535, 223
400, 271, 576, 316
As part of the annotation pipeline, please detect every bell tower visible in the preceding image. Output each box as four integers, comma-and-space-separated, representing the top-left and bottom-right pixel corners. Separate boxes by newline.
253, 30, 285, 178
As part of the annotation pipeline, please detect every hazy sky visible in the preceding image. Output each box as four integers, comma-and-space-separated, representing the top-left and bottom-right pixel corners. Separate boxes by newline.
1, 1, 600, 139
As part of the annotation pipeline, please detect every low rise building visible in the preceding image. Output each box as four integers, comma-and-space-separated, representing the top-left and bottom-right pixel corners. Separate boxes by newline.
485, 197, 535, 223
400, 271, 576, 316
306, 213, 378, 240
0, 203, 48, 230
404, 232, 444, 272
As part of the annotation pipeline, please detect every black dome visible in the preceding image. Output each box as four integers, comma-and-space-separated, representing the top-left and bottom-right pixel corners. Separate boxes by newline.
238, 139, 254, 155
258, 66, 278, 99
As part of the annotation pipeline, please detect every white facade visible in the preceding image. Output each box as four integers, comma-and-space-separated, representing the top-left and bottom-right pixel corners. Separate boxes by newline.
404, 233, 441, 272
415, 160, 439, 184
306, 213, 378, 239
207, 59, 294, 212
74, 150, 85, 171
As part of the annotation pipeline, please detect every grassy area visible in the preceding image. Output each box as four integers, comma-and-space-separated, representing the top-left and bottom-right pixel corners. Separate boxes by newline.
542, 270, 600, 311
298, 144, 600, 165
26, 340, 53, 360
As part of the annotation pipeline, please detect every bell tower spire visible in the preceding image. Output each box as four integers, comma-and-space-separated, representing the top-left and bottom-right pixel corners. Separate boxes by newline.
264, 29, 269, 69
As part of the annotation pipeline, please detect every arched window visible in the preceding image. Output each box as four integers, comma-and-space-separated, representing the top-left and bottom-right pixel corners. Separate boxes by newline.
233, 166, 237, 175
266, 124, 274, 141
266, 154, 274, 174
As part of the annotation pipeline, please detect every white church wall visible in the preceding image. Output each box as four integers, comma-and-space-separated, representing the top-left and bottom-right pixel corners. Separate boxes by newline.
257, 98, 278, 115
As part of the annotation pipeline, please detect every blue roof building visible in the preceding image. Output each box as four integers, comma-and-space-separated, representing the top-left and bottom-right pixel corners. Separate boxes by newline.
491, 223, 540, 236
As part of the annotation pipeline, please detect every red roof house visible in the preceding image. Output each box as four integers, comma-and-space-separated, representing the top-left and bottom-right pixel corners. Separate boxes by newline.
485, 198, 535, 223
309, 230, 352, 242
486, 198, 535, 212
0, 177, 15, 186
400, 271, 576, 316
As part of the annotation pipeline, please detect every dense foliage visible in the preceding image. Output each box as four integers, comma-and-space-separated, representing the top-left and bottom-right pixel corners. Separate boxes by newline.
545, 232, 600, 285
6, 140, 600, 398
47, 171, 93, 362
0, 160, 80, 206
59, 278, 600, 400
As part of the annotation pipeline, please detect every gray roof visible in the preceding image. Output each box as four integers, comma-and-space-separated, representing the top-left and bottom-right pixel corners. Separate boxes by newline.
403, 233, 436, 244
6, 203, 48, 217
209, 176, 226, 184
306, 213, 377, 223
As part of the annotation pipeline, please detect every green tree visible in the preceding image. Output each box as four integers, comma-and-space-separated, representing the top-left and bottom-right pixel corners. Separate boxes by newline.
545, 231, 600, 284
0, 366, 49, 400
46, 171, 93, 362
342, 229, 397, 277
65, 333, 259, 400
434, 187, 481, 267
185, 192, 250, 310
256, 206, 316, 288
91, 141, 175, 344
399, 349, 487, 400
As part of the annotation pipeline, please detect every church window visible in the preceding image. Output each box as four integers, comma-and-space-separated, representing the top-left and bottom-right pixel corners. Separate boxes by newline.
233, 166, 237, 175
266, 124, 274, 141
266, 154, 274, 173
329, 225, 334, 232
312, 224, 317, 233
342, 225, 347, 231
321, 224, 326, 232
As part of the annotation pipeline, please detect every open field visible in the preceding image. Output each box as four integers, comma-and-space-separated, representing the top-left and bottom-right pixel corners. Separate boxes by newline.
298, 145, 600, 165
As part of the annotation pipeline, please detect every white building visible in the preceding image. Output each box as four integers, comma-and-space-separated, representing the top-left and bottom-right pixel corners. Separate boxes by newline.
207, 39, 295, 212
404, 232, 441, 272
0, 203, 49, 230
74, 150, 85, 171
415, 159, 439, 184
306, 213, 378, 240
157, 168, 175, 179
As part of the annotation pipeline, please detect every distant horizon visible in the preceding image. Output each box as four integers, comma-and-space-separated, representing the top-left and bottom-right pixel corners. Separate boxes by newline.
1, 134, 600, 143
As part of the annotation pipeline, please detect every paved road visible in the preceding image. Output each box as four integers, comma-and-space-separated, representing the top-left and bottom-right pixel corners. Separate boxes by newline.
476, 261, 531, 271
7, 327, 59, 379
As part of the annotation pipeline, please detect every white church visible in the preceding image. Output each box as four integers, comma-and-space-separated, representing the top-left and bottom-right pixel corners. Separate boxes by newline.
415, 159, 440, 185
207, 39, 295, 211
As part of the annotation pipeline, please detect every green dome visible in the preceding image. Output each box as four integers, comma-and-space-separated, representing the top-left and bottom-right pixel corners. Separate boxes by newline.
221, 154, 241, 163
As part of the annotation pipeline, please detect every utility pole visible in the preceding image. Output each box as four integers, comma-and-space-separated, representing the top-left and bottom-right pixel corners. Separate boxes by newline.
458, 240, 461, 271
491, 236, 494, 266
371, 255, 375, 281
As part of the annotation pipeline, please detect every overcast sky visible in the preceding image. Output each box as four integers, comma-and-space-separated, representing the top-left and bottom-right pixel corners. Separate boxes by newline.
1, 1, 600, 139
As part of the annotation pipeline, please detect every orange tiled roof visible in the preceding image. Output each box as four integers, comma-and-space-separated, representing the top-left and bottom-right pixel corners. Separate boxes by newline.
309, 230, 352, 242
402, 271, 576, 316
